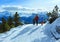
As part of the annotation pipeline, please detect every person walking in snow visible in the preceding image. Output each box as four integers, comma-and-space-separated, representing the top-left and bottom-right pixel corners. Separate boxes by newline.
41, 17, 44, 25
33, 18, 35, 25
33, 15, 39, 25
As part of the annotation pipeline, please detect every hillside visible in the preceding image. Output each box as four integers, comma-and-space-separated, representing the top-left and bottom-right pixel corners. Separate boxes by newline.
0, 17, 60, 42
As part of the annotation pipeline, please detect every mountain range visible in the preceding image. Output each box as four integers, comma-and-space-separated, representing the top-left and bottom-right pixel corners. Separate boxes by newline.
0, 11, 48, 24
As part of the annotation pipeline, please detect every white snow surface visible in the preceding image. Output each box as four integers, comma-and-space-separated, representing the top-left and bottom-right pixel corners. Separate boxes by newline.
0, 17, 60, 42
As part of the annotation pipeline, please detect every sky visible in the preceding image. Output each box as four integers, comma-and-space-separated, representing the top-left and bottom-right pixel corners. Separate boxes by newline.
0, 0, 60, 12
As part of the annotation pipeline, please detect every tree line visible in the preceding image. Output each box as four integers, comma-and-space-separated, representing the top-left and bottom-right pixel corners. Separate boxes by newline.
0, 12, 23, 33
47, 5, 59, 24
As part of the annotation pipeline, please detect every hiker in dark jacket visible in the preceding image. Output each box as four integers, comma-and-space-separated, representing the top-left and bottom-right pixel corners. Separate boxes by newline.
33, 18, 35, 25
33, 15, 39, 25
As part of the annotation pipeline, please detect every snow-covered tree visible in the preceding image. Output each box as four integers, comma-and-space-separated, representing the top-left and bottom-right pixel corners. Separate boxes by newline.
47, 5, 59, 23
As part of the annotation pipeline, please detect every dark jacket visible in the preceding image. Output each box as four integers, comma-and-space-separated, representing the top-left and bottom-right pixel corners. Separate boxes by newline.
35, 16, 39, 21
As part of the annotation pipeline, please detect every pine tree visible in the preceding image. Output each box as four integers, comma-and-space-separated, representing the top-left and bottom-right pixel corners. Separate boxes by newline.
52, 5, 59, 18
14, 12, 22, 27
47, 5, 59, 24
55, 5, 59, 13
47, 12, 52, 17
1, 18, 10, 32
0, 24, 3, 33
1, 18, 7, 32
4, 23, 10, 31
8, 16, 15, 28
2, 18, 6, 24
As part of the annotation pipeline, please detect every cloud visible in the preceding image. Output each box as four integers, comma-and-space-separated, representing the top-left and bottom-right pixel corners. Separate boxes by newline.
0, 0, 60, 12
0, 5, 43, 13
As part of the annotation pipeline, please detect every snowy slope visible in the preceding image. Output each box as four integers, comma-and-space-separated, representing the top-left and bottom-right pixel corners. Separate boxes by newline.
0, 23, 48, 42
51, 18, 60, 39
0, 17, 60, 42
44, 17, 60, 42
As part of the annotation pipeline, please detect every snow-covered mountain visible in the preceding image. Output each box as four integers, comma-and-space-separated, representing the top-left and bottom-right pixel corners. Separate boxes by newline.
0, 11, 47, 17
0, 11, 48, 24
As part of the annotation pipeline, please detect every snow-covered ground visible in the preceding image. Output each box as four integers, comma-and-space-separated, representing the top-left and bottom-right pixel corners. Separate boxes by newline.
0, 24, 48, 42
0, 17, 60, 42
